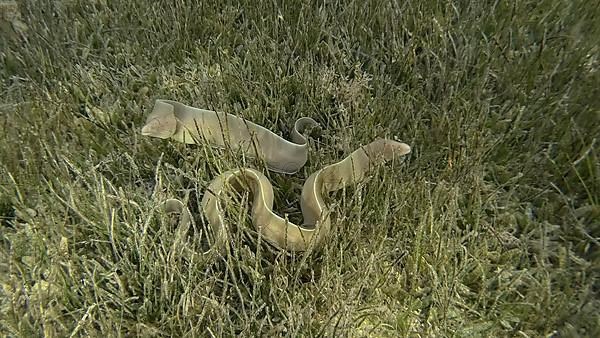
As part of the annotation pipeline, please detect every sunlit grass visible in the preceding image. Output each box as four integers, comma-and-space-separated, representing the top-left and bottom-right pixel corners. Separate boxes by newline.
1, 0, 598, 336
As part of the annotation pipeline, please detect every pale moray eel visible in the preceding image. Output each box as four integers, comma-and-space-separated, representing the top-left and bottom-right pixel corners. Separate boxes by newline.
142, 99, 411, 261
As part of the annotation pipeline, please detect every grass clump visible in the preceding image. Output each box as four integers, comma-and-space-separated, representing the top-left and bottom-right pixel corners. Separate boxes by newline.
1, 0, 598, 336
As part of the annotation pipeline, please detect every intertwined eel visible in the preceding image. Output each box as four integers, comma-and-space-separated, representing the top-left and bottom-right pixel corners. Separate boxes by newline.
142, 99, 411, 263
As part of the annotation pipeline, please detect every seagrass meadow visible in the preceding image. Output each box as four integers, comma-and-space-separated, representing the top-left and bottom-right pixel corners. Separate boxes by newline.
1, 0, 599, 336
